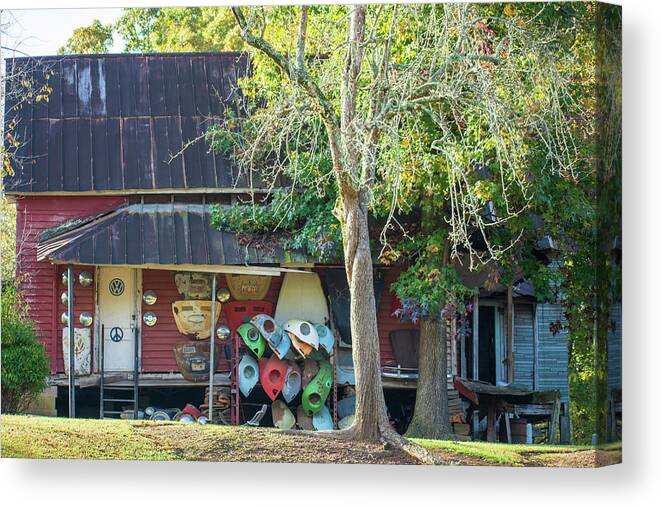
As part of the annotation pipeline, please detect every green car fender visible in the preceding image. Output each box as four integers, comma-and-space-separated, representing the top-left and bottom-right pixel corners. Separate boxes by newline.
237, 323, 266, 359
302, 361, 333, 415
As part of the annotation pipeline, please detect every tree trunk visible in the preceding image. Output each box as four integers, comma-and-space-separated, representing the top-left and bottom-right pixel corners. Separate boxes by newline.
340, 191, 391, 441
405, 317, 453, 440
336, 191, 438, 463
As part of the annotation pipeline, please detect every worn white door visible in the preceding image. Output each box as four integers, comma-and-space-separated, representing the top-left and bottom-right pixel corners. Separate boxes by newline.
98, 267, 137, 371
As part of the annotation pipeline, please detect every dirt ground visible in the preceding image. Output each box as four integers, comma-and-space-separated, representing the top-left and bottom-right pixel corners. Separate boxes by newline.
134, 423, 418, 465
427, 447, 622, 467
522, 448, 622, 467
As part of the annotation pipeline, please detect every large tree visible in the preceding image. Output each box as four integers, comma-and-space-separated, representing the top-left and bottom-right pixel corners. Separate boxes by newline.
215, 4, 580, 448
56, 3, 598, 446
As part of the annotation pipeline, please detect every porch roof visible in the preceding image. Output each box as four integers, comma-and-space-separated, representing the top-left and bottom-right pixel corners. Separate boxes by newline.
37, 203, 313, 269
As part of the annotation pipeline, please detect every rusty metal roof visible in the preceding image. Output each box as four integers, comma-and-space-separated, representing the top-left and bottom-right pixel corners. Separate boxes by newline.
37, 203, 311, 266
4, 53, 281, 194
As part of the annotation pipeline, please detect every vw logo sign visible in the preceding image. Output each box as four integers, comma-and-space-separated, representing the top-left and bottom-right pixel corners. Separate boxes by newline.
109, 327, 124, 342
109, 278, 125, 296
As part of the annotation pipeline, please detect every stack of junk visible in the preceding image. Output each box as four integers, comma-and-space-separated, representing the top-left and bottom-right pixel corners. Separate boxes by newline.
237, 314, 338, 431
123, 271, 466, 435
168, 271, 349, 430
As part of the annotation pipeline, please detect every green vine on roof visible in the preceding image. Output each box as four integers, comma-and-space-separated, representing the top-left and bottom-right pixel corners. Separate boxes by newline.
209, 190, 342, 262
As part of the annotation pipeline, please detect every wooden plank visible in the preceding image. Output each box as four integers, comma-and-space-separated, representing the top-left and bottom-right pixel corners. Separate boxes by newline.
122, 118, 139, 189
507, 286, 514, 383
454, 377, 479, 405
206, 55, 224, 116
156, 211, 175, 265
62, 119, 78, 191
90, 58, 107, 116
166, 117, 186, 188
196, 116, 218, 188
176, 56, 195, 116
472, 294, 479, 380
61, 59, 77, 118
181, 116, 202, 188
134, 56, 150, 116
533, 303, 539, 389
47, 60, 63, 118
91, 119, 109, 190
147, 57, 166, 116
141, 212, 159, 264
110, 215, 127, 265
125, 211, 143, 264
104, 58, 121, 117
31, 66, 48, 120
548, 398, 561, 445
76, 58, 92, 117
173, 207, 191, 264
187, 211, 209, 265
32, 119, 49, 192
486, 401, 497, 442
511, 403, 555, 416
162, 57, 180, 116
191, 57, 210, 116
77, 119, 92, 191
118, 57, 136, 116
106, 118, 123, 189
135, 118, 153, 189
153, 117, 172, 189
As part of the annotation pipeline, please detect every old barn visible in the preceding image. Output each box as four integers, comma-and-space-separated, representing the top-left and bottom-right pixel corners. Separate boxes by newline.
3, 52, 621, 443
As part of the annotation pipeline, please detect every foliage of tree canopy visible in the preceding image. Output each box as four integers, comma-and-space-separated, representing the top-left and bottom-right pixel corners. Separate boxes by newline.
58, 8, 245, 55
57, 19, 114, 55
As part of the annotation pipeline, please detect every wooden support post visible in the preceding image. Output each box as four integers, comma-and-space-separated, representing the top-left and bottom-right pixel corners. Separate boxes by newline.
472, 295, 479, 380
506, 286, 514, 384
549, 397, 561, 445
67, 265, 76, 418
505, 413, 512, 444
460, 318, 467, 378
472, 410, 480, 440
486, 404, 497, 442
208, 274, 217, 421
450, 317, 457, 375
532, 303, 539, 390
608, 398, 616, 442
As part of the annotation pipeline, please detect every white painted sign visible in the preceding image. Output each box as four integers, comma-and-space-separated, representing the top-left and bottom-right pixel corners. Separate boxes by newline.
62, 327, 91, 376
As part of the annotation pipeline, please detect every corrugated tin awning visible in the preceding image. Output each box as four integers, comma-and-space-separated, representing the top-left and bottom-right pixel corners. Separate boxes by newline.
37, 203, 313, 271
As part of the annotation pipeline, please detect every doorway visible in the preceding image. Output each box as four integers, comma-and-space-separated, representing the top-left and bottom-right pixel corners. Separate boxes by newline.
468, 301, 507, 385
98, 267, 138, 371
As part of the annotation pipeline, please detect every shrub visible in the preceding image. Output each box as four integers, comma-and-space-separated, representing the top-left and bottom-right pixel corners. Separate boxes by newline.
1, 282, 49, 413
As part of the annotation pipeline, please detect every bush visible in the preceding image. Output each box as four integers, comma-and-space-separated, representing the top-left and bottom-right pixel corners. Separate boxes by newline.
1, 282, 49, 413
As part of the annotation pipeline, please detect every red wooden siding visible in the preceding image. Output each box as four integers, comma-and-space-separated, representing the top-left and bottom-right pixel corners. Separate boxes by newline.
15, 195, 127, 372
140, 269, 283, 372
375, 268, 419, 366
375, 268, 453, 372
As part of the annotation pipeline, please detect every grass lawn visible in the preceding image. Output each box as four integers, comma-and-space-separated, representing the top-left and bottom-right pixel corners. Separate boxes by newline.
414, 438, 621, 467
1, 414, 621, 467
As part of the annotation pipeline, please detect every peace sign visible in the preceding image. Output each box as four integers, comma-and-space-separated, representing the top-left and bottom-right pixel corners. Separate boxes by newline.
109, 327, 124, 342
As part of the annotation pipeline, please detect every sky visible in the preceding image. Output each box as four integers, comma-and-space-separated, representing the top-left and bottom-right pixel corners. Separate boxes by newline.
2, 8, 124, 57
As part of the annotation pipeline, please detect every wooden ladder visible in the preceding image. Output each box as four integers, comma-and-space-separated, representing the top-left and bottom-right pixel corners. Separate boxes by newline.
99, 325, 140, 419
